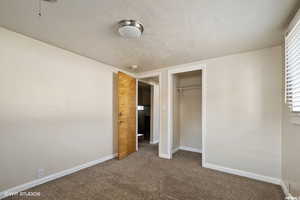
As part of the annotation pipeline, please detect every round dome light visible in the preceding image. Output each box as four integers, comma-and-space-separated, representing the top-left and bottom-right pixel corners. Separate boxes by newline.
118, 20, 144, 38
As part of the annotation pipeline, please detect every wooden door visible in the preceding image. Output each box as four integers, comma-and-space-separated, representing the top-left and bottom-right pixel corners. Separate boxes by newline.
118, 72, 137, 160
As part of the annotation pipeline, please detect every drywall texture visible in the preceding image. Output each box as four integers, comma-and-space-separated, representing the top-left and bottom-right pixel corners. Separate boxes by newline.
204, 46, 282, 180
0, 27, 116, 191
282, 8, 300, 196
178, 72, 202, 151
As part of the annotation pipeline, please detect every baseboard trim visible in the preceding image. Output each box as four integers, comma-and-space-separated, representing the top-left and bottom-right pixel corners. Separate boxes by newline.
281, 180, 292, 198
204, 163, 281, 185
172, 146, 202, 154
150, 140, 159, 145
0, 153, 117, 200
172, 147, 180, 154
179, 146, 202, 153
159, 153, 171, 159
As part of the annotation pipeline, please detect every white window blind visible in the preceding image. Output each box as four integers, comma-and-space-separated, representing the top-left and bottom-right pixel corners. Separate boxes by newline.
285, 19, 300, 112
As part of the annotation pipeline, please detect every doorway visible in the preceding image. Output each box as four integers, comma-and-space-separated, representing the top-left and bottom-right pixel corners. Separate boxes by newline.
137, 76, 160, 154
138, 82, 151, 143
168, 66, 206, 165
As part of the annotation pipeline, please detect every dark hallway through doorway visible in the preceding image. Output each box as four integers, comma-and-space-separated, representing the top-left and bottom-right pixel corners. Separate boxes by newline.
138, 82, 151, 144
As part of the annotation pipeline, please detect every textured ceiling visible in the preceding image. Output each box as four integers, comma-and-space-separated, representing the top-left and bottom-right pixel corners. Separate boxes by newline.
0, 0, 299, 72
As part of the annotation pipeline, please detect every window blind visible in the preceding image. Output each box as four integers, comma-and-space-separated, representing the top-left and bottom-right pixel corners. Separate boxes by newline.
285, 19, 300, 112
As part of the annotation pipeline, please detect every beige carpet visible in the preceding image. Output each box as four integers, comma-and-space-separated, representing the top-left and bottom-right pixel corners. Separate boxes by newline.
5, 143, 284, 200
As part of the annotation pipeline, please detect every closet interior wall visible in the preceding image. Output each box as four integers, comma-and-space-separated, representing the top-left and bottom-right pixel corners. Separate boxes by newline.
173, 71, 202, 153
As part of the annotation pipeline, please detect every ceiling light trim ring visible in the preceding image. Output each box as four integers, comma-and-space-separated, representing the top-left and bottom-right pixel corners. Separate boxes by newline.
118, 19, 144, 34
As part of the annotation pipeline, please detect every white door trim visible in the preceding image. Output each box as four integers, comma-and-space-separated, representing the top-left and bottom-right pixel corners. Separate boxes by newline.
167, 65, 207, 165
136, 79, 138, 151
136, 72, 163, 157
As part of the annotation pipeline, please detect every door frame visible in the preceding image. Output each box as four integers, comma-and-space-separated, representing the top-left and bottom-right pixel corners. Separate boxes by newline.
167, 65, 207, 165
136, 72, 162, 156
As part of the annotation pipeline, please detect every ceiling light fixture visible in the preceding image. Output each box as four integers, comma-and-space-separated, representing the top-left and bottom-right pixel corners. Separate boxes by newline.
118, 20, 144, 38
130, 65, 139, 70
128, 65, 140, 72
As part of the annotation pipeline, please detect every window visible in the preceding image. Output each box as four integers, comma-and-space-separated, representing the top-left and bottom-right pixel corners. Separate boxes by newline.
285, 20, 300, 112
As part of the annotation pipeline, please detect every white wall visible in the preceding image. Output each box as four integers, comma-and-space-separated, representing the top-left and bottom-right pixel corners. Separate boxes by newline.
152, 84, 160, 144
204, 46, 282, 180
282, 8, 300, 196
282, 105, 300, 195
172, 76, 180, 151
0, 27, 117, 191
159, 71, 170, 157
138, 46, 283, 181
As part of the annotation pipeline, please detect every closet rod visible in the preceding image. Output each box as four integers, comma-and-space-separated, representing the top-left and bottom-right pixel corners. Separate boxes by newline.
177, 85, 201, 90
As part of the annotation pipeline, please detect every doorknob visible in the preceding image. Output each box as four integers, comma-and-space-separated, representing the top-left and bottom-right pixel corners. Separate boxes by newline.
119, 120, 124, 123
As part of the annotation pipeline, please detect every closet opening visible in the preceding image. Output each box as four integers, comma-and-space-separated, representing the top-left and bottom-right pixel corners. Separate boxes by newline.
169, 69, 204, 166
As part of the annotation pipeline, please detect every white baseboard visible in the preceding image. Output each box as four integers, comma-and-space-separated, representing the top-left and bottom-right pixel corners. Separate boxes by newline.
172, 146, 202, 154
159, 153, 171, 159
0, 153, 117, 200
150, 140, 159, 144
172, 147, 180, 154
179, 146, 202, 153
204, 163, 281, 185
281, 180, 292, 198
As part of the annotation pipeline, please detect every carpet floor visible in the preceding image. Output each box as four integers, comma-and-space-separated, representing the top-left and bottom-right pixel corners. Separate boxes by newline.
5, 143, 284, 200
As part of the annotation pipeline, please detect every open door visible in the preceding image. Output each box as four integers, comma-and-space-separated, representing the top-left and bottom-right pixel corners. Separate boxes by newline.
118, 72, 137, 160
